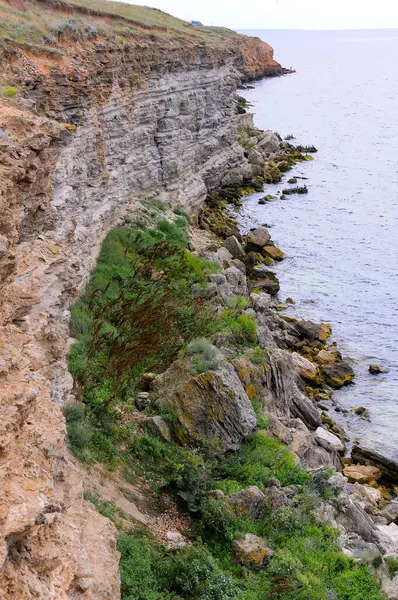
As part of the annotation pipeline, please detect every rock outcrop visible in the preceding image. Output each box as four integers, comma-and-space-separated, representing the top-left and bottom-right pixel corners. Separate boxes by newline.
0, 2, 286, 597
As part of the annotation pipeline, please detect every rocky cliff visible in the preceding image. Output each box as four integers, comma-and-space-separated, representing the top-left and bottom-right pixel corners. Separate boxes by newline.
0, 1, 284, 597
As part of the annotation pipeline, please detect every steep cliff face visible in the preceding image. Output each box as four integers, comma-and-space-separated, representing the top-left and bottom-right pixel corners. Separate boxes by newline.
0, 1, 283, 598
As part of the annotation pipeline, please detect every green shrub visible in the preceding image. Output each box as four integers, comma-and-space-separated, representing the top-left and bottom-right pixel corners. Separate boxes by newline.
251, 398, 269, 429
221, 431, 309, 488
63, 403, 91, 456
160, 545, 237, 600
151, 198, 167, 211
118, 531, 172, 600
226, 295, 248, 310
3, 86, 19, 97
385, 556, 398, 579
187, 338, 220, 374
195, 498, 237, 546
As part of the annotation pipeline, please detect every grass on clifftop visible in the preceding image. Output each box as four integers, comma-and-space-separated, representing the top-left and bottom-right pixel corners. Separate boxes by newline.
0, 0, 241, 47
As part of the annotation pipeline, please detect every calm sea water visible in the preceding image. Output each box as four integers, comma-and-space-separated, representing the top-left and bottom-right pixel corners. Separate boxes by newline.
238, 30, 398, 460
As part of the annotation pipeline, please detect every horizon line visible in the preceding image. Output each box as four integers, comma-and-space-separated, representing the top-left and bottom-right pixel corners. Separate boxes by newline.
234, 27, 398, 32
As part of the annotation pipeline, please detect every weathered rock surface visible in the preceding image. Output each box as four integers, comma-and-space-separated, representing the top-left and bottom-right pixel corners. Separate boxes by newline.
228, 486, 265, 519
292, 352, 319, 381
233, 534, 273, 568
352, 445, 398, 482
0, 7, 283, 597
343, 464, 382, 484
315, 427, 344, 453
154, 355, 256, 450
245, 227, 271, 252
321, 362, 355, 388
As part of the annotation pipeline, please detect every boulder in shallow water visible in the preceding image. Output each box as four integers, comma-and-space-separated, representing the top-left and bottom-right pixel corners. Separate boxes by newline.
233, 534, 273, 568
294, 319, 332, 343
245, 227, 271, 253
351, 444, 398, 481
321, 362, 355, 388
262, 245, 285, 261
343, 464, 382, 484
369, 364, 390, 375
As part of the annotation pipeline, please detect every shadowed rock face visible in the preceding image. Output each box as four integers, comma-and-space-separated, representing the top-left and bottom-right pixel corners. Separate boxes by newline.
0, 9, 282, 600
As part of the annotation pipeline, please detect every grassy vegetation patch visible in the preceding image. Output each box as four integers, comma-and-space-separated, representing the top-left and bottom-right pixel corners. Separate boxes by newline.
65, 204, 386, 600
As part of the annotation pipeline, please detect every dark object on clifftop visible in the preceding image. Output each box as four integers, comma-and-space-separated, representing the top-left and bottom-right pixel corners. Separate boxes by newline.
352, 444, 398, 482
296, 145, 318, 153
369, 364, 390, 375
282, 186, 308, 196
287, 177, 297, 184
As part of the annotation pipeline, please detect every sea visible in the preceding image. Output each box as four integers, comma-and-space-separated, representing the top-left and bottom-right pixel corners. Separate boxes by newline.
237, 29, 398, 460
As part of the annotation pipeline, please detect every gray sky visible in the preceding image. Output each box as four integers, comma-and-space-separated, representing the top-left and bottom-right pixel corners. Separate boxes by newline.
123, 0, 398, 30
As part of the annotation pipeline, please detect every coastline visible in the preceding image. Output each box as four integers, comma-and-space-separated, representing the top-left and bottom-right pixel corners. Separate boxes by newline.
198, 102, 398, 592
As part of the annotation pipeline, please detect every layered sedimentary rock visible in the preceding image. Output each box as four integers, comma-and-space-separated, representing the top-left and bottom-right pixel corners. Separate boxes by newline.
0, 1, 283, 597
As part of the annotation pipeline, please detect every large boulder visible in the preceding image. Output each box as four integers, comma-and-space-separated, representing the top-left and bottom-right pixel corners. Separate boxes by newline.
224, 266, 247, 296
315, 427, 344, 453
343, 464, 382, 484
262, 485, 297, 511
293, 320, 332, 343
351, 445, 398, 481
153, 355, 256, 451
321, 362, 355, 388
292, 353, 319, 382
257, 131, 281, 154
316, 349, 341, 365
250, 292, 271, 313
228, 486, 265, 519
233, 534, 273, 568
245, 227, 271, 253
248, 266, 280, 296
223, 236, 245, 260
262, 245, 285, 261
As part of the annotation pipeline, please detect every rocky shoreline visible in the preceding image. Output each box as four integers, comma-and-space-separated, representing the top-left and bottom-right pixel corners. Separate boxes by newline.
195, 115, 398, 597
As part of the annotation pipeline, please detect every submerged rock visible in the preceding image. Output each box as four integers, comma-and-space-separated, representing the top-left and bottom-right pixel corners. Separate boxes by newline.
369, 364, 390, 375
233, 534, 273, 568
321, 362, 355, 388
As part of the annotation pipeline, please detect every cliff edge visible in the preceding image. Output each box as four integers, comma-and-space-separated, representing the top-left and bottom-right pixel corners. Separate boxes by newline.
0, 1, 283, 598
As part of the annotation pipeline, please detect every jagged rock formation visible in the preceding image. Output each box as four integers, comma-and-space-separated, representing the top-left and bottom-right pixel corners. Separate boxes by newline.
0, 1, 284, 597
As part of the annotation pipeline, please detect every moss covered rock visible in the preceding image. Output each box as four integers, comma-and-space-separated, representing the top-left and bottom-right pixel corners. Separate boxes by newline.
233, 534, 273, 569
321, 362, 355, 388
154, 355, 256, 451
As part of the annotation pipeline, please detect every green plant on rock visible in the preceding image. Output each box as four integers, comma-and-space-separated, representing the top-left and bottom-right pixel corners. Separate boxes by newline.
385, 556, 398, 579
187, 338, 220, 374
3, 86, 19, 97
